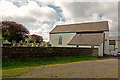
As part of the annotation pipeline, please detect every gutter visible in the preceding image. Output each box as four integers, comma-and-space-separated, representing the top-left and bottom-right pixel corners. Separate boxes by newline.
49, 31, 107, 34
103, 33, 105, 56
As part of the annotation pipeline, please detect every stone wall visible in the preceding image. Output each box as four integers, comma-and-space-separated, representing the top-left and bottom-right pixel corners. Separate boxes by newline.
2, 47, 98, 58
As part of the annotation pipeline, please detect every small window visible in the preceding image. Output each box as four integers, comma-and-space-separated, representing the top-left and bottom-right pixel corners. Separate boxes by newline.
58, 36, 62, 45
109, 40, 116, 45
109, 40, 116, 51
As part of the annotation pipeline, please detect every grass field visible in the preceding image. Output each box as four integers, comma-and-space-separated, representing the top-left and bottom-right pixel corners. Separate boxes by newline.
2, 56, 98, 78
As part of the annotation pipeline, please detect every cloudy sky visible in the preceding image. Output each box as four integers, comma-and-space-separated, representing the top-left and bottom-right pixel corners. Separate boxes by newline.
0, 0, 119, 41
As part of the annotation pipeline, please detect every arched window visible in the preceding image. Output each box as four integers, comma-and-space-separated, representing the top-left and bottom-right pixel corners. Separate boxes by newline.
59, 36, 62, 45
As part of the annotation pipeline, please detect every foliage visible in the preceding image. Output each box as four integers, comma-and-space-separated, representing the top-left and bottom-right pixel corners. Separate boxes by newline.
30, 34, 43, 43
1, 21, 29, 42
0, 34, 4, 39
28, 38, 34, 43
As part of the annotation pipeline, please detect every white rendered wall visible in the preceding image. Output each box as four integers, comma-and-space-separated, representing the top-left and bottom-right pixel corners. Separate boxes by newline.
98, 42, 103, 56
109, 45, 118, 55
104, 31, 109, 54
50, 33, 76, 47
68, 45, 76, 47
68, 45, 92, 48
115, 40, 119, 48
68, 45, 99, 48
109, 49, 118, 56
109, 45, 115, 51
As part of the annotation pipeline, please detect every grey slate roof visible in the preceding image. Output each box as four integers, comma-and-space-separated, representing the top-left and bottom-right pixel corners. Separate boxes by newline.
50, 21, 109, 33
68, 33, 103, 46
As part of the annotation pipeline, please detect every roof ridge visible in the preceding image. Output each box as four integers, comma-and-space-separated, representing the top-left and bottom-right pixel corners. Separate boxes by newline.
56, 21, 108, 26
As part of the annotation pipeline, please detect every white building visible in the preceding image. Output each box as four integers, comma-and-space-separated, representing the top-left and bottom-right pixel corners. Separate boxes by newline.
50, 21, 109, 56
109, 36, 120, 55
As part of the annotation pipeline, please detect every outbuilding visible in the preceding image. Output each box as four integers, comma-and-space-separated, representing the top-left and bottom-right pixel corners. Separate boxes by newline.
109, 36, 120, 55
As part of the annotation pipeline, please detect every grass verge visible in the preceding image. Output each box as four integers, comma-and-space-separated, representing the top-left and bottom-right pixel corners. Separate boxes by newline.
2, 56, 98, 78
2, 67, 33, 78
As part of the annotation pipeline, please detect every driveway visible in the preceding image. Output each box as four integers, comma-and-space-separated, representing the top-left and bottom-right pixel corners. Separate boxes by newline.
18, 58, 118, 78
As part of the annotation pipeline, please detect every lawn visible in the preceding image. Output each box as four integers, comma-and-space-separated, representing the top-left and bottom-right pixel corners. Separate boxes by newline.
2, 56, 98, 78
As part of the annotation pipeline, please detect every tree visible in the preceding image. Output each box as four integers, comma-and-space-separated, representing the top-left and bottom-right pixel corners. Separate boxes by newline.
1, 21, 29, 42
28, 38, 34, 43
30, 34, 43, 43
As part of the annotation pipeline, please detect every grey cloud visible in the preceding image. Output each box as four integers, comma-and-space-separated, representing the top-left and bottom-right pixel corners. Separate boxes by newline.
55, 2, 118, 36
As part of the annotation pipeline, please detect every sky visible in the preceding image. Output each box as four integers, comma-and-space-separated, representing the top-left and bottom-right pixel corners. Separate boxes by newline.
0, 0, 119, 41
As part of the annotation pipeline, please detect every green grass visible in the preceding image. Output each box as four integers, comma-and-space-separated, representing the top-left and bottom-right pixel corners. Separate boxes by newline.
2, 56, 98, 78
3, 67, 33, 78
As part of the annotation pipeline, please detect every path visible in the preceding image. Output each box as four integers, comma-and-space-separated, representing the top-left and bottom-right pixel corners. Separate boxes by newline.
18, 58, 118, 78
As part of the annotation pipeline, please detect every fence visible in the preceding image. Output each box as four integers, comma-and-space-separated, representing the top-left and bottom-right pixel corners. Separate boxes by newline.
2, 47, 98, 58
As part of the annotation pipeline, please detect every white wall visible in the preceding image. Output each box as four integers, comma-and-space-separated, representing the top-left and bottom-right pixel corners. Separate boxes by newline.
50, 33, 76, 47
68, 45, 76, 47
98, 42, 103, 56
68, 45, 92, 48
109, 49, 118, 56
68, 45, 99, 48
109, 45, 115, 51
109, 45, 118, 55
104, 31, 109, 54
115, 40, 119, 48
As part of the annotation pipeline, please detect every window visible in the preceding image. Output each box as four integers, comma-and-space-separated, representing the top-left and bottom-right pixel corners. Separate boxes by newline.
109, 40, 116, 45
109, 40, 116, 51
59, 36, 62, 45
